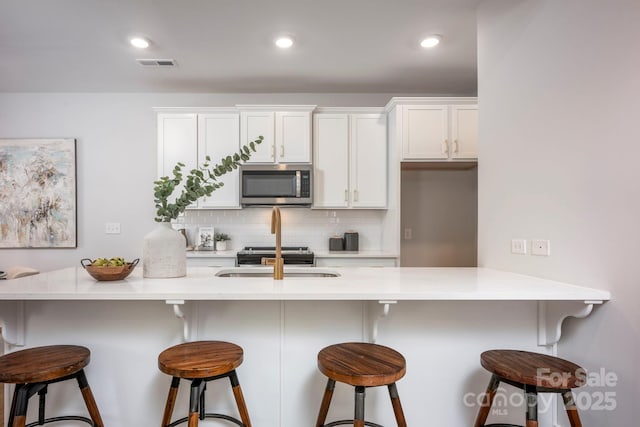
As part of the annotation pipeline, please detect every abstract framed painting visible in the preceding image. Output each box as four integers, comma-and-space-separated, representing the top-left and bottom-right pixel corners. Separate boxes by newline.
0, 138, 77, 248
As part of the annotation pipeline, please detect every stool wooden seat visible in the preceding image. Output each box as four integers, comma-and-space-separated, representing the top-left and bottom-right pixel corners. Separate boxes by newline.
315, 342, 407, 427
0, 345, 103, 427
474, 349, 586, 427
158, 341, 252, 427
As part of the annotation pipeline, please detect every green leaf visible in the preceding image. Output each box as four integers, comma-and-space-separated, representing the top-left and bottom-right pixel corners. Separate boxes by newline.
154, 136, 263, 220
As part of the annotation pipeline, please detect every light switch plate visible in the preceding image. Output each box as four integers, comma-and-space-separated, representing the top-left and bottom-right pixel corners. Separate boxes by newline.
511, 239, 527, 254
105, 222, 121, 234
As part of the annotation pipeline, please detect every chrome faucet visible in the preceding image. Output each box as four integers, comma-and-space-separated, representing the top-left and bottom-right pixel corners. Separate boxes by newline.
261, 206, 284, 280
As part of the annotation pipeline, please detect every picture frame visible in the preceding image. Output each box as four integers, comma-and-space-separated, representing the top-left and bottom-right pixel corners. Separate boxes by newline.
197, 226, 215, 250
0, 138, 77, 248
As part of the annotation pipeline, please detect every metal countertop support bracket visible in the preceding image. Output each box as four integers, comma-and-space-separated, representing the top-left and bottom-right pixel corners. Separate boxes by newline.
538, 300, 604, 346
371, 300, 397, 344
0, 301, 25, 346
166, 300, 196, 342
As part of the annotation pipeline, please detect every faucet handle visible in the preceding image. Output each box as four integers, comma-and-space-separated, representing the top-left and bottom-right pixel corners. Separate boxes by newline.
261, 257, 276, 266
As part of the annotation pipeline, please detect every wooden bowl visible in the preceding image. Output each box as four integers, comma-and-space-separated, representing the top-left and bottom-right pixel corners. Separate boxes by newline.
81, 258, 139, 281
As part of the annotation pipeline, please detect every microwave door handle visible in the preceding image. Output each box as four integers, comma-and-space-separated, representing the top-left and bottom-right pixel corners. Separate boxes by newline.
296, 171, 301, 197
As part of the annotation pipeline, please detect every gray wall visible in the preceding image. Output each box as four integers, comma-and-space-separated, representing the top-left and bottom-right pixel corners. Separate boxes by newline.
478, 0, 640, 423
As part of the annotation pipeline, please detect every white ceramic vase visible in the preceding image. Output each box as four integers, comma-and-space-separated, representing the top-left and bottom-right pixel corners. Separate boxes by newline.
216, 240, 228, 251
142, 222, 186, 278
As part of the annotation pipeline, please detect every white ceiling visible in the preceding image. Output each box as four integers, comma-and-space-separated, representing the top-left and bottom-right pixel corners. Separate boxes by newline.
0, 0, 479, 94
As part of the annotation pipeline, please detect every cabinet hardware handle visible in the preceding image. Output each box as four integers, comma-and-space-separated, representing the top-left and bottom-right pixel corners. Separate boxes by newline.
454, 139, 459, 154
354, 189, 359, 202
280, 145, 284, 158
443, 139, 449, 154
344, 189, 349, 202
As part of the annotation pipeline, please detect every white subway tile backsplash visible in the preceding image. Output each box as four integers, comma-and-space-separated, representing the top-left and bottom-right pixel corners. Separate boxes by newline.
182, 208, 386, 251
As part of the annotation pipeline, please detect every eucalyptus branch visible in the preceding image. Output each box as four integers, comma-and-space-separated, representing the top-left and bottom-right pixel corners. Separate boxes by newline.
153, 136, 263, 222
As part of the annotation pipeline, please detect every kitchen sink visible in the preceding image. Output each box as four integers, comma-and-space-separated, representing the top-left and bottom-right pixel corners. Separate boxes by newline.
215, 267, 340, 278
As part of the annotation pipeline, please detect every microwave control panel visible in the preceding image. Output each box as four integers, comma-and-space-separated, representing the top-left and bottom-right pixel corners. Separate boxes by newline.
301, 172, 311, 197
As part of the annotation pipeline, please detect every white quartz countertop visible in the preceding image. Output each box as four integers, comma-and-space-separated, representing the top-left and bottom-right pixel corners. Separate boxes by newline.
0, 267, 610, 302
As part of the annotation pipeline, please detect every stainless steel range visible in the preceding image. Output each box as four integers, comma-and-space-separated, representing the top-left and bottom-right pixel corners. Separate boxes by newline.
236, 246, 315, 266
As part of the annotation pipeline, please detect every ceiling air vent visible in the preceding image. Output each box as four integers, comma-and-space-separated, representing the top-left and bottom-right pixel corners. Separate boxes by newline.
136, 59, 177, 67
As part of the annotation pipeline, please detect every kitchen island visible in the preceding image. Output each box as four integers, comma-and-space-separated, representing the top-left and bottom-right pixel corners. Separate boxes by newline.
0, 267, 609, 426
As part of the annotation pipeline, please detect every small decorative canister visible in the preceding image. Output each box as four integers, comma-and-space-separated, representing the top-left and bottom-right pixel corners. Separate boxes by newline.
329, 236, 344, 251
344, 231, 359, 251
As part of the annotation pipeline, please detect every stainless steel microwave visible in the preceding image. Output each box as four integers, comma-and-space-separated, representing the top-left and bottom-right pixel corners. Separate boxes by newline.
240, 164, 312, 206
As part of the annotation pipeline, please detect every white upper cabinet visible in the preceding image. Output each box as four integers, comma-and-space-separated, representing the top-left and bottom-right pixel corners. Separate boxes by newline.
239, 106, 315, 164
157, 113, 198, 207
398, 102, 478, 161
313, 114, 350, 208
313, 111, 387, 209
275, 112, 311, 162
157, 111, 242, 209
450, 105, 478, 159
350, 114, 387, 208
197, 113, 241, 208
239, 111, 275, 163
402, 105, 449, 159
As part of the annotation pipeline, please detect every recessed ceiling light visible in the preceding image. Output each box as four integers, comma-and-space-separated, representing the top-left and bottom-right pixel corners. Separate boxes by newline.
130, 37, 150, 49
275, 36, 294, 49
420, 35, 441, 48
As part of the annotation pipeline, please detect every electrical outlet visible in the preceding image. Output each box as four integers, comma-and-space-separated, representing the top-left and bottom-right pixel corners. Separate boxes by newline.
511, 239, 527, 254
105, 222, 121, 234
531, 239, 550, 256
404, 228, 413, 240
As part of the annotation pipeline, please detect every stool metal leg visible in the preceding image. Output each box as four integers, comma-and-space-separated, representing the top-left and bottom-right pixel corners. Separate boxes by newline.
76, 369, 105, 427
562, 391, 583, 427
354, 386, 365, 427
37, 385, 48, 425
199, 383, 207, 421
8, 384, 24, 427
188, 379, 204, 427
12, 383, 30, 427
387, 383, 407, 427
316, 379, 336, 427
525, 386, 538, 427
162, 377, 181, 427
229, 370, 252, 427
473, 374, 500, 427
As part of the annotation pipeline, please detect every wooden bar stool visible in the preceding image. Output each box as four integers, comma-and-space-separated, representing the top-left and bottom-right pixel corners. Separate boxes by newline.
315, 342, 407, 427
0, 345, 104, 427
158, 341, 252, 427
474, 349, 586, 427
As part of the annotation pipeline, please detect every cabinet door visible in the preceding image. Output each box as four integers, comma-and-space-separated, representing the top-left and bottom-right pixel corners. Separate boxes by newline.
450, 105, 478, 159
313, 114, 349, 208
157, 113, 198, 207
275, 112, 311, 163
240, 111, 275, 163
402, 105, 448, 159
197, 113, 241, 208
350, 114, 387, 208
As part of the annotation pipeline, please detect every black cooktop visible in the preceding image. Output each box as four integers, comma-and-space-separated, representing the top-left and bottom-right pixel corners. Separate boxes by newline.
237, 246, 312, 254
236, 246, 314, 265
